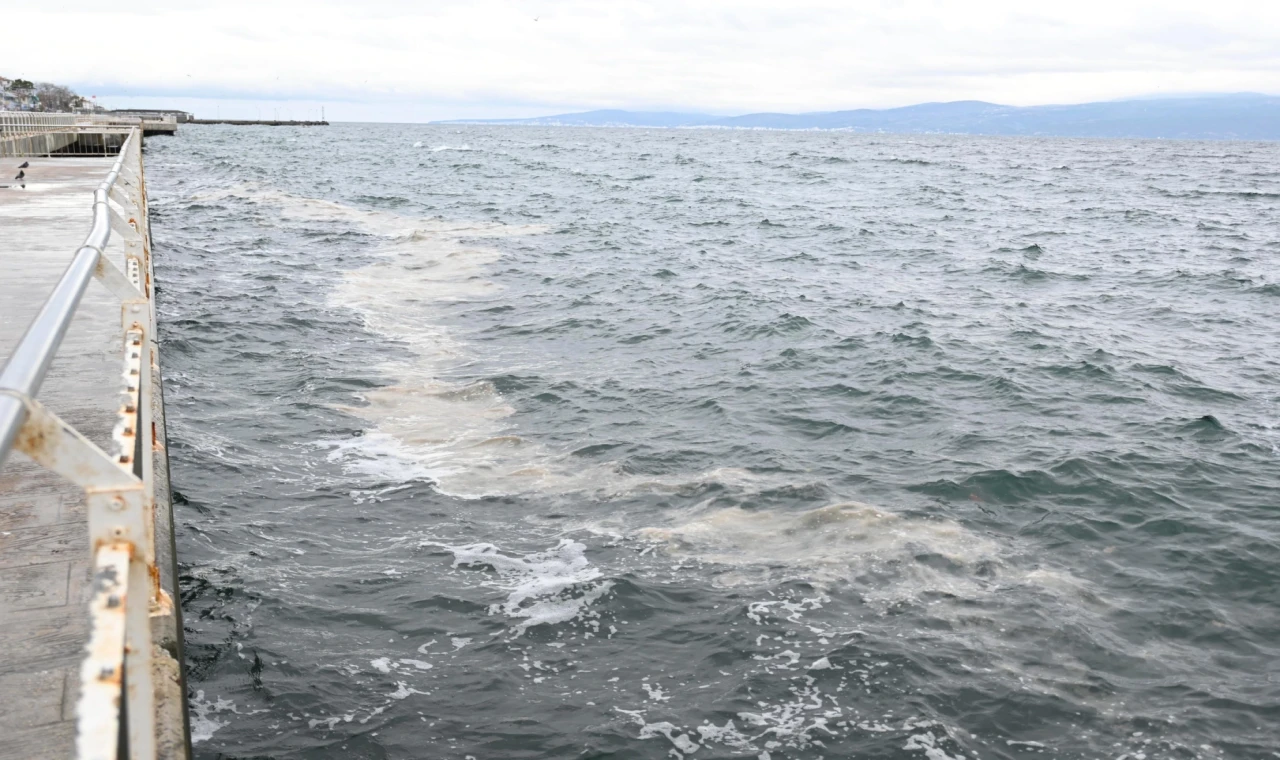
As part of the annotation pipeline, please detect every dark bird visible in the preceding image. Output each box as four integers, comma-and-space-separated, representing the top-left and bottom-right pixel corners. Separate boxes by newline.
15, 170, 24, 181
18, 161, 29, 168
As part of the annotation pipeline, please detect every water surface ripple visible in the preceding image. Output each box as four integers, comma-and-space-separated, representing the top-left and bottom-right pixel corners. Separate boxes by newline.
146, 125, 1280, 759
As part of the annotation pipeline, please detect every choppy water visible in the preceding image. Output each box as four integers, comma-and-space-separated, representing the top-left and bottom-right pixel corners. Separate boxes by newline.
145, 125, 1280, 759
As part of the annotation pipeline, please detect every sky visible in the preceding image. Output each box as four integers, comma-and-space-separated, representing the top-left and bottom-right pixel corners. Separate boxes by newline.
3, 0, 1278, 122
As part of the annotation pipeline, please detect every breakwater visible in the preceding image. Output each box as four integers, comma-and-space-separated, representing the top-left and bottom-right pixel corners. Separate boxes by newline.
188, 119, 328, 126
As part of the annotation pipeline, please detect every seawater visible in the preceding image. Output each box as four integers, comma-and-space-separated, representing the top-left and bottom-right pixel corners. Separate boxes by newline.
146, 124, 1280, 759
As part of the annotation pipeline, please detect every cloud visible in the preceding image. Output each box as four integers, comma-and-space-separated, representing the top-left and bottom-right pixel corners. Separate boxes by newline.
3, 0, 1277, 121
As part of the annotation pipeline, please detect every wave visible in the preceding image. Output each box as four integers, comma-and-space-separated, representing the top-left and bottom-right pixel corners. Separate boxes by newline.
428, 539, 614, 634
983, 260, 1087, 282
994, 243, 1045, 258
717, 313, 814, 338
1176, 189, 1280, 200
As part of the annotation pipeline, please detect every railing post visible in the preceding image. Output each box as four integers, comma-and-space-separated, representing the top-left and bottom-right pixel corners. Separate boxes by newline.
113, 135, 161, 760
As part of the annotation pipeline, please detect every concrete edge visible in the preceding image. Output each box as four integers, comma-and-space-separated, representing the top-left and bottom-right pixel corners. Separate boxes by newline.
141, 139, 193, 760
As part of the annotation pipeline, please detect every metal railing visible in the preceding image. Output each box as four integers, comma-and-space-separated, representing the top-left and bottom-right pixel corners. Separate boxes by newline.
0, 127, 168, 759
0, 112, 163, 157
0, 111, 76, 138
0, 112, 173, 134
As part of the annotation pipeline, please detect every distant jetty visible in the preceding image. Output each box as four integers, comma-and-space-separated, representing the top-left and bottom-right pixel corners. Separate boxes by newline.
189, 119, 329, 126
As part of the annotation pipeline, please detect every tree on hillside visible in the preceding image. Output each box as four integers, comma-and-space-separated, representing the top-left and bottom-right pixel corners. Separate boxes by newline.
10, 78, 34, 90
36, 83, 82, 111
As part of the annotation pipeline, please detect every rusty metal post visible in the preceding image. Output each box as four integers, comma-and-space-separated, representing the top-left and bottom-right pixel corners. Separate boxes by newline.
79, 544, 133, 759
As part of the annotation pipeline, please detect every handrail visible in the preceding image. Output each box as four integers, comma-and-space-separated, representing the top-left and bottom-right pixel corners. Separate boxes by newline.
0, 125, 180, 758
0, 129, 135, 465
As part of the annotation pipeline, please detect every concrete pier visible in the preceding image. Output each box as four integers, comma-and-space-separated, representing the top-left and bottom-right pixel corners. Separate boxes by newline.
0, 148, 188, 757
140, 121, 177, 137
0, 119, 173, 160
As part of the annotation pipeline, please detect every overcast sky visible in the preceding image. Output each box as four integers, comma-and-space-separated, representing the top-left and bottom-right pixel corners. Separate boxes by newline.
4, 0, 1278, 121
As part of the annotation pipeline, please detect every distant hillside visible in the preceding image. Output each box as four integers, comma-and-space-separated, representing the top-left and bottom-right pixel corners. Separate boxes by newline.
437, 94, 1280, 140
454, 109, 717, 128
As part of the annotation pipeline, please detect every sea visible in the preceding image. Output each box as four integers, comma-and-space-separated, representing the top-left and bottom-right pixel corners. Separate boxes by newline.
144, 124, 1280, 759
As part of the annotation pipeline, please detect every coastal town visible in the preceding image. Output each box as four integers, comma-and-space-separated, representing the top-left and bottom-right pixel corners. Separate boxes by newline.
0, 76, 106, 113
0, 76, 328, 127
1, 76, 199, 124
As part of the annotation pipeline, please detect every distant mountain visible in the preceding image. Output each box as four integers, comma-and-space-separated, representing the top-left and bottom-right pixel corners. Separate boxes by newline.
435, 94, 1280, 140
445, 109, 716, 128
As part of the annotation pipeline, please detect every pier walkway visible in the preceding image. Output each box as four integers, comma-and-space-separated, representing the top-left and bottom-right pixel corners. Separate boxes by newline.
0, 123, 188, 759
0, 157, 125, 758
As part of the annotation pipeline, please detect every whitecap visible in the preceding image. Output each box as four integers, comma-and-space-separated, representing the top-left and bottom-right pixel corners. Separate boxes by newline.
189, 690, 237, 744
432, 539, 614, 633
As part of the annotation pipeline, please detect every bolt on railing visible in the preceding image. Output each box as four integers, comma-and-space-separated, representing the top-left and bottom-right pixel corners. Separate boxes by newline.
0, 127, 169, 760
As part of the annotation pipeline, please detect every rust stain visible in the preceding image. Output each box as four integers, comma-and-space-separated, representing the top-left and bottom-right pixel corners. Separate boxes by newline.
14, 406, 59, 461
98, 664, 123, 686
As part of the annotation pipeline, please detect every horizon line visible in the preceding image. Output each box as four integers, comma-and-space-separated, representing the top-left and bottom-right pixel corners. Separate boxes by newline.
75, 87, 1280, 117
